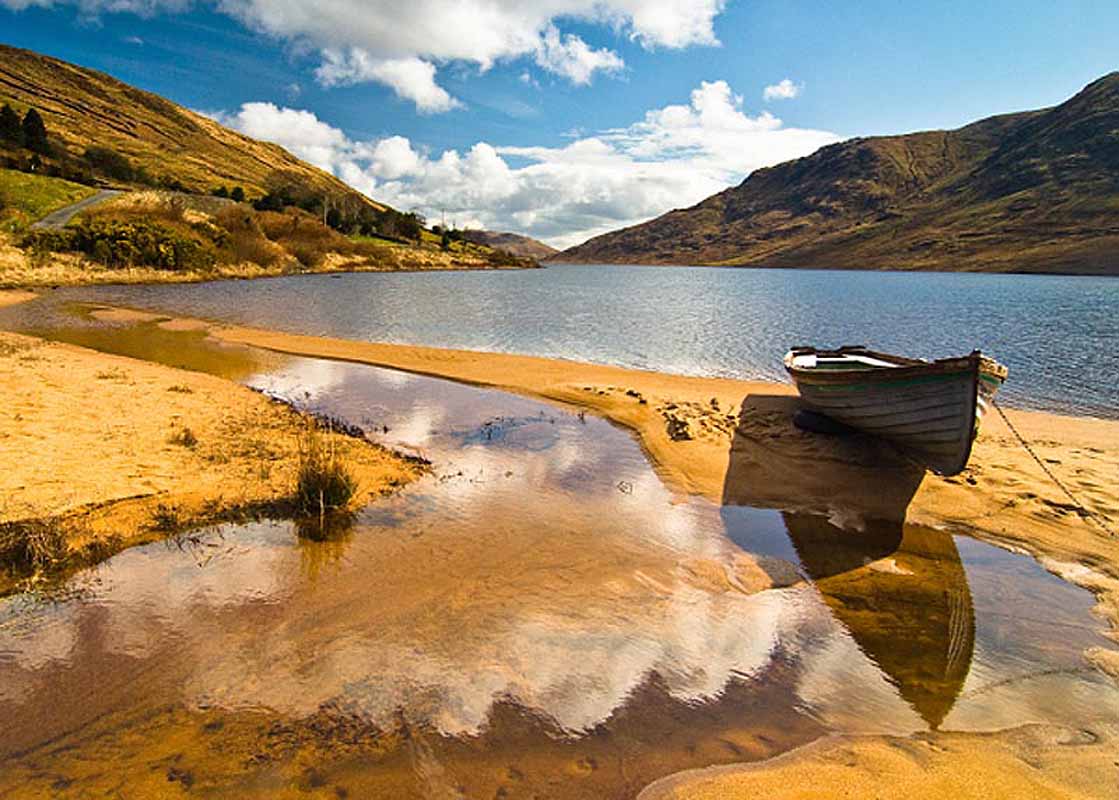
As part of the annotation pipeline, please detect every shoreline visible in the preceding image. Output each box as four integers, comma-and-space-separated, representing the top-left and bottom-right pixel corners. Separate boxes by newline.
205, 319, 1119, 666
637, 724, 1118, 799
0, 253, 537, 290
0, 328, 426, 595
6, 295, 1118, 650
545, 259, 1119, 278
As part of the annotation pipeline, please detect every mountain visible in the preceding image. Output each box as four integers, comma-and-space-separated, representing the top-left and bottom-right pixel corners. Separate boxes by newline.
462, 230, 559, 259
558, 74, 1119, 275
0, 44, 380, 209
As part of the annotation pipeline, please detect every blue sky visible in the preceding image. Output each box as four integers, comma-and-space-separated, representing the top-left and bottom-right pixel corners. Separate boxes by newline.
1, 1, 1116, 246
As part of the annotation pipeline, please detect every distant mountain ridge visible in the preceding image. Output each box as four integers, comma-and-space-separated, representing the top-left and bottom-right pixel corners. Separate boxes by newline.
558, 74, 1119, 275
0, 43, 380, 209
462, 230, 558, 259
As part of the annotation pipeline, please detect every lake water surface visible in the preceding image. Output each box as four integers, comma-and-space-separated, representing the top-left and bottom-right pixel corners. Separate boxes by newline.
56, 264, 1119, 418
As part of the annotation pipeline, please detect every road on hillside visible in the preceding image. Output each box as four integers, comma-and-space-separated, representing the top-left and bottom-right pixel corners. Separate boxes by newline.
31, 189, 123, 229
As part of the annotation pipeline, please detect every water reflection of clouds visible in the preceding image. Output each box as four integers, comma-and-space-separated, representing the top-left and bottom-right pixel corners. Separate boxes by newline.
181, 571, 821, 737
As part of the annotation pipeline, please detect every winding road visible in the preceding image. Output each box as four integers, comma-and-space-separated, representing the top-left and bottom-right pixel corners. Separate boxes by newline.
31, 189, 122, 229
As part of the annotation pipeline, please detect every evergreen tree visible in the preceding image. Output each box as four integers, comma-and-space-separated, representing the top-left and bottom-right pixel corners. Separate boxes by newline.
22, 108, 50, 155
0, 104, 22, 145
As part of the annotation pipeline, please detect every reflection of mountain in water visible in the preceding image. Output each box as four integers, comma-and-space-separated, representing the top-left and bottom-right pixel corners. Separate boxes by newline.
783, 513, 975, 729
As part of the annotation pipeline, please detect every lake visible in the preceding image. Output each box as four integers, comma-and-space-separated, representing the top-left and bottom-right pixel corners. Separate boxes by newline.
52, 264, 1119, 418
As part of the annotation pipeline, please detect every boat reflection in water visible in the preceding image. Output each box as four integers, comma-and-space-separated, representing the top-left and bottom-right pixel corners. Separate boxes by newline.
781, 512, 975, 730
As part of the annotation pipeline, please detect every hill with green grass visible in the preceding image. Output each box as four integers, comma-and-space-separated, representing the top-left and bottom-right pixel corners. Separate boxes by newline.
0, 43, 379, 209
558, 73, 1119, 275
0, 169, 95, 231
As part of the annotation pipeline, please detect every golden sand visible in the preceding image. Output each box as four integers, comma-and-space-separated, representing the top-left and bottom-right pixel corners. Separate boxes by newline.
0, 330, 424, 591
204, 320, 1119, 800
638, 724, 1117, 800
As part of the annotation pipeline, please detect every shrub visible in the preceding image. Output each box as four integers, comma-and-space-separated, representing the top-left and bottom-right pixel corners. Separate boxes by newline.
213, 205, 288, 267
151, 503, 182, 532
295, 425, 357, 519
0, 104, 23, 146
230, 186, 245, 202
22, 218, 216, 271
83, 146, 135, 182
21, 109, 51, 156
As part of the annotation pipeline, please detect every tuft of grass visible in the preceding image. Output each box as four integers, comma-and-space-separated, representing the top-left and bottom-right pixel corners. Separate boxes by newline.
150, 503, 183, 532
0, 517, 69, 573
168, 426, 198, 448
294, 424, 358, 524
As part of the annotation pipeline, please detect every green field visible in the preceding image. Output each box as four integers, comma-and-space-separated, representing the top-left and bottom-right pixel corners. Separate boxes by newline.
0, 168, 96, 231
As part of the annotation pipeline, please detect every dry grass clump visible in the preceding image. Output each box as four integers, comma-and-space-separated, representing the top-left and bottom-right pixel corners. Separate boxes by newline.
295, 424, 358, 526
257, 209, 342, 268
168, 426, 198, 448
0, 517, 68, 573
255, 208, 398, 269
212, 205, 289, 268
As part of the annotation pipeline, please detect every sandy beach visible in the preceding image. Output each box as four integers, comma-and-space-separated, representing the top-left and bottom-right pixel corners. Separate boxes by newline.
639, 724, 1118, 800
0, 325, 425, 593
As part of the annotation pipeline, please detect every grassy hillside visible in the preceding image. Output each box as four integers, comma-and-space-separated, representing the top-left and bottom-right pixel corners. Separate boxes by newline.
0, 43, 380, 209
0, 168, 95, 231
559, 73, 1119, 275
1, 190, 536, 287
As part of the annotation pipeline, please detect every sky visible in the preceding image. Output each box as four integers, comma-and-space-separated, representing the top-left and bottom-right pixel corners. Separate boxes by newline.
0, 1, 1116, 248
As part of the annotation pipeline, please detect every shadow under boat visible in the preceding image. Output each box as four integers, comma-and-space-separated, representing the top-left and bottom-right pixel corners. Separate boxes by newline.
781, 512, 975, 730
719, 393, 975, 730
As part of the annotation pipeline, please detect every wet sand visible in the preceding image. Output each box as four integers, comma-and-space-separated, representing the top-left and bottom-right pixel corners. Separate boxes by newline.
639, 724, 1118, 800
0, 288, 37, 308
0, 330, 424, 591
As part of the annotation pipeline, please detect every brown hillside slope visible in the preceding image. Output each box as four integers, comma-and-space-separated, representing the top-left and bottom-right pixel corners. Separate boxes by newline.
0, 44, 382, 209
559, 74, 1119, 274
463, 230, 559, 259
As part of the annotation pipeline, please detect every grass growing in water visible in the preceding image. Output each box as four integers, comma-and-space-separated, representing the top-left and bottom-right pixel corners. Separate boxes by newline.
295, 424, 358, 535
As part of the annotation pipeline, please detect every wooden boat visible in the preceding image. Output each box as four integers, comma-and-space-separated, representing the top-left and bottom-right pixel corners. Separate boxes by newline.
783, 346, 1008, 476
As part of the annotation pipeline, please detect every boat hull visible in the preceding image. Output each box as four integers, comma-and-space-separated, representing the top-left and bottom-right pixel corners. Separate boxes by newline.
785, 349, 1006, 476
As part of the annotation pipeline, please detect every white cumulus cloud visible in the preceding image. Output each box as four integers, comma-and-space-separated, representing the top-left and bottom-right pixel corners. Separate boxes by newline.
763, 78, 803, 101
534, 25, 625, 85
2, 0, 730, 111
217, 79, 840, 249
314, 50, 461, 113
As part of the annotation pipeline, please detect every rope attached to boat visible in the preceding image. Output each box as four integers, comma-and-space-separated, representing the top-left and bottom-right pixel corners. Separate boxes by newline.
992, 401, 1116, 538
